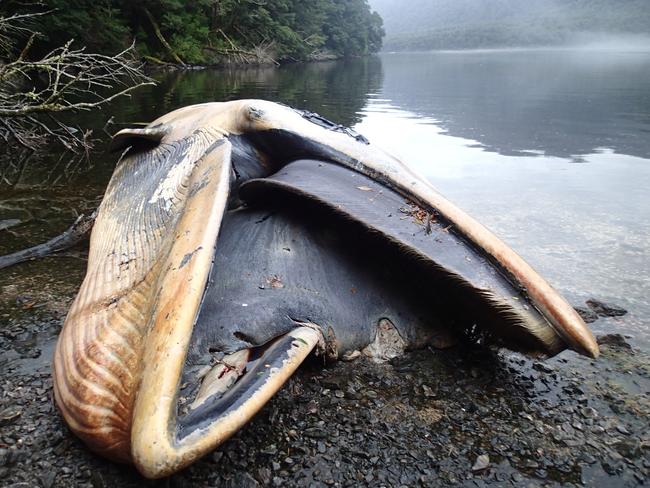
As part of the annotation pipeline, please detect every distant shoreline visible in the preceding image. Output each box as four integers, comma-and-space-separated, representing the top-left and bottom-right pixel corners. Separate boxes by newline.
142, 53, 370, 71
379, 42, 650, 55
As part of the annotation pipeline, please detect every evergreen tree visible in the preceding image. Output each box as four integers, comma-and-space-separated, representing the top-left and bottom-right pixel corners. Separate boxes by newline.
25, 0, 384, 64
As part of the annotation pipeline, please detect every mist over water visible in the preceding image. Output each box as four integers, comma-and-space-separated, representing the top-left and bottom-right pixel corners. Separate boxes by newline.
369, 0, 650, 52
565, 34, 650, 52
428, 35, 650, 54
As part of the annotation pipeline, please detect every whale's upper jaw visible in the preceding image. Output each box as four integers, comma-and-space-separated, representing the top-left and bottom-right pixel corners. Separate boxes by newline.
52, 100, 598, 478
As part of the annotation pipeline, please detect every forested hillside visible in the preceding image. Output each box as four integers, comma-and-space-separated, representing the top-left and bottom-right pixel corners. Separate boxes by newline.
2, 0, 384, 64
369, 0, 650, 50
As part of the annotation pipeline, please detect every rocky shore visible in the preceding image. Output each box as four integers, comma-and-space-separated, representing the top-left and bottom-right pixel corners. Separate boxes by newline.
0, 259, 648, 487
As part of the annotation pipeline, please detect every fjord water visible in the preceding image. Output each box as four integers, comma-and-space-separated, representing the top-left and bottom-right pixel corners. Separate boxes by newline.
2, 49, 650, 346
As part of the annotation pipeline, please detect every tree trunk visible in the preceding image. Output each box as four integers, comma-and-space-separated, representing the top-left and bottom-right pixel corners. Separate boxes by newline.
142, 8, 186, 66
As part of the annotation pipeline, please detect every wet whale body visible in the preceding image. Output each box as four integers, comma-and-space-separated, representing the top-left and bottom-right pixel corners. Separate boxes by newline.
52, 100, 598, 478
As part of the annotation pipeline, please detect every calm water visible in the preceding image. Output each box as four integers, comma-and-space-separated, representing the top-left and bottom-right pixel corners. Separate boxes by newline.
2, 49, 649, 347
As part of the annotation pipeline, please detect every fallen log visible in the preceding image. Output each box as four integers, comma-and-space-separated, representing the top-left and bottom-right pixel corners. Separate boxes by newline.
0, 210, 97, 270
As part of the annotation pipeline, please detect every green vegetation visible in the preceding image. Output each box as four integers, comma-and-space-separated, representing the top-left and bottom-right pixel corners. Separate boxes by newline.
4, 0, 384, 65
0, 1, 383, 153
369, 0, 650, 51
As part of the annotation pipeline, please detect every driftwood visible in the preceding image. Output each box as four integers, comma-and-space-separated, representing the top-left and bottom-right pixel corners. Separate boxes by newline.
0, 211, 97, 270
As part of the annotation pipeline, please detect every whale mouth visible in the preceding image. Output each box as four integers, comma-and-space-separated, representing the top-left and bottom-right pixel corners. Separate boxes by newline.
166, 156, 579, 460
52, 100, 598, 478
133, 155, 596, 477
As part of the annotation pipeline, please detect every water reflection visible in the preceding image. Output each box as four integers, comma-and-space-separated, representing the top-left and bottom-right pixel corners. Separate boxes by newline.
379, 50, 650, 159
1, 50, 649, 344
355, 103, 650, 344
115, 57, 384, 132
0, 57, 383, 191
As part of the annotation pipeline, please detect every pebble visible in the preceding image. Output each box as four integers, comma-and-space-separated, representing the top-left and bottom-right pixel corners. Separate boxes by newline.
0, 306, 647, 488
472, 454, 490, 472
0, 449, 8, 466
616, 424, 630, 435
586, 299, 628, 317
0, 407, 22, 426
598, 334, 633, 349
512, 472, 524, 482
580, 406, 598, 419
575, 306, 599, 323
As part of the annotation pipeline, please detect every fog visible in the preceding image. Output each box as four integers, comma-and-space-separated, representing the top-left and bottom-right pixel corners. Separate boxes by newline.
566, 34, 650, 52
369, 0, 650, 51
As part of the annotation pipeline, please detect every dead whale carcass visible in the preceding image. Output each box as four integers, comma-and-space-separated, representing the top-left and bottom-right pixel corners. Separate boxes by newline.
52, 100, 598, 478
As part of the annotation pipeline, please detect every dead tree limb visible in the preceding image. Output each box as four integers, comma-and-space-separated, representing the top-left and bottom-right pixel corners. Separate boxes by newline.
205, 30, 279, 66
142, 8, 186, 66
0, 210, 96, 270
0, 10, 155, 152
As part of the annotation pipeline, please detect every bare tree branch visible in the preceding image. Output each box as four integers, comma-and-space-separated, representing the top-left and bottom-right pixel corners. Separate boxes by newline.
0, 10, 155, 153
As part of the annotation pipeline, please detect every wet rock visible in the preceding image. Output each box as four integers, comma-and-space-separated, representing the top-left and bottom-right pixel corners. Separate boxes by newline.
616, 438, 641, 458
304, 428, 327, 439
511, 472, 524, 482
616, 424, 630, 435
0, 219, 22, 231
225, 472, 260, 488
597, 334, 632, 349
320, 378, 344, 390
0, 349, 21, 368
39, 471, 56, 488
472, 454, 490, 472
256, 468, 271, 486
581, 453, 597, 464
533, 361, 555, 374
602, 455, 625, 475
0, 407, 22, 427
586, 299, 627, 318
422, 385, 436, 397
523, 460, 539, 469
575, 306, 599, 324
0, 449, 8, 466
579, 406, 599, 419
9, 449, 27, 464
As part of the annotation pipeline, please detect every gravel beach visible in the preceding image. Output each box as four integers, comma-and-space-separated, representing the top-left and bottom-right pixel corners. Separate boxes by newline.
1, 258, 648, 488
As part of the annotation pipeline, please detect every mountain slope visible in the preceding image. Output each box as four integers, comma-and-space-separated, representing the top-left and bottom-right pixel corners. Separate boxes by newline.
369, 0, 650, 50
